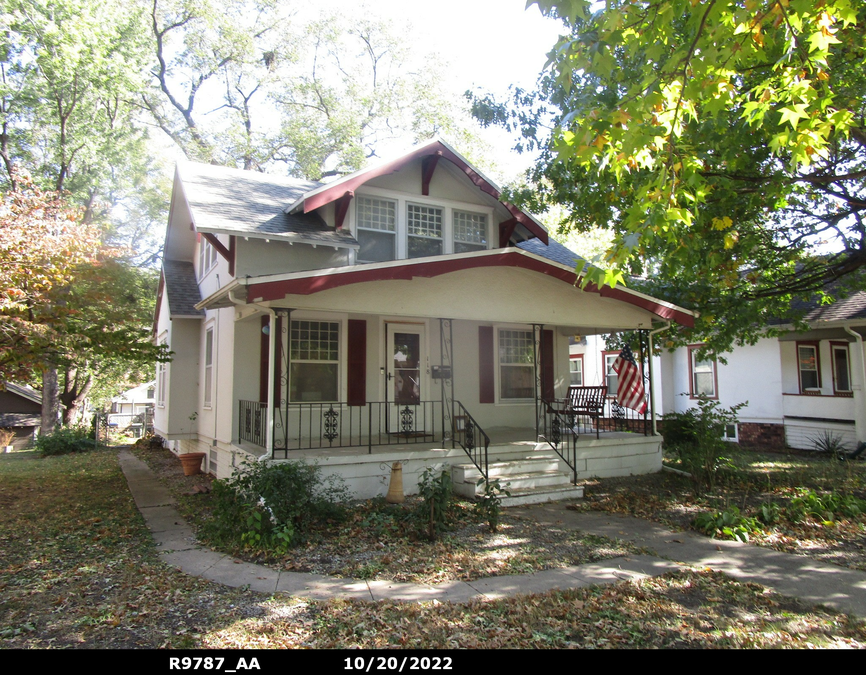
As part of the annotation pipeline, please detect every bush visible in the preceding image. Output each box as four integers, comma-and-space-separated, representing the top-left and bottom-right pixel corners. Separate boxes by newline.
474, 478, 510, 533
204, 459, 351, 552
663, 397, 746, 495
35, 425, 94, 456
412, 467, 453, 541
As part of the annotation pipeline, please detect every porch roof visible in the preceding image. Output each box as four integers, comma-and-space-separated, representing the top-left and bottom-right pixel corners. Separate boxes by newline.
200, 248, 695, 329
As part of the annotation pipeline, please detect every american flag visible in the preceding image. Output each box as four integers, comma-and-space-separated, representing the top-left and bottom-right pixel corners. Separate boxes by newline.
613, 345, 647, 414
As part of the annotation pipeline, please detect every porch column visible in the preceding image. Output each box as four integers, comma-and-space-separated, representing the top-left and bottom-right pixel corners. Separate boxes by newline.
266, 308, 276, 457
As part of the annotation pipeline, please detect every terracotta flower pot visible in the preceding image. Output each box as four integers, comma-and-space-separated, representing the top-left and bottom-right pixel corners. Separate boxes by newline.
179, 452, 206, 476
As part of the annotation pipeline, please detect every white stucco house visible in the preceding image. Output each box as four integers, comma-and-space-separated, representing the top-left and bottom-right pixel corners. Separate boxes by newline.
153, 140, 695, 500
570, 290, 866, 452
110, 381, 156, 416
654, 292, 866, 452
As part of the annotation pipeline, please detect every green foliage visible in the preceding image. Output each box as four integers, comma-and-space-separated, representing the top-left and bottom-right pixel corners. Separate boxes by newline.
413, 467, 453, 541
474, 478, 511, 533
204, 459, 350, 552
757, 501, 781, 526
663, 397, 746, 494
810, 431, 849, 458
786, 489, 866, 523
35, 425, 94, 456
693, 507, 760, 543
475, 0, 866, 353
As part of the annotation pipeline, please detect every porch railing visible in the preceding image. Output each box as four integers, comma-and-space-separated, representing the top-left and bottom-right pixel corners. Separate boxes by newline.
452, 400, 490, 482
540, 400, 578, 484
542, 396, 649, 437
239, 400, 446, 457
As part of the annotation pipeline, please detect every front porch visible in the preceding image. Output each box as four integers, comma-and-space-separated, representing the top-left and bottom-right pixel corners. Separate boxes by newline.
232, 424, 662, 501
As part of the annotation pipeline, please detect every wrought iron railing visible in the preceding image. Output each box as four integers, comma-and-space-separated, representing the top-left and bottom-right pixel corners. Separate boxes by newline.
239, 400, 446, 456
540, 400, 578, 484
451, 400, 490, 482
239, 400, 267, 447
542, 396, 648, 437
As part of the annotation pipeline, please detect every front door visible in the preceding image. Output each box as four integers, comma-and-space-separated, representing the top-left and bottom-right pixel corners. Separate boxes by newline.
386, 323, 426, 434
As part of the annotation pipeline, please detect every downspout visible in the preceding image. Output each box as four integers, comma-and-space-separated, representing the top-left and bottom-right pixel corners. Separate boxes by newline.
648, 321, 671, 436
229, 289, 276, 461
843, 324, 866, 443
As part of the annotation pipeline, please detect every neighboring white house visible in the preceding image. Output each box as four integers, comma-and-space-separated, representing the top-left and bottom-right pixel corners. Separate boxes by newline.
153, 139, 695, 499
573, 292, 866, 452
111, 381, 156, 416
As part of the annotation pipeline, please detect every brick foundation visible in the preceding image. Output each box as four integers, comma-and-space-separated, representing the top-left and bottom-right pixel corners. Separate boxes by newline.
737, 422, 786, 449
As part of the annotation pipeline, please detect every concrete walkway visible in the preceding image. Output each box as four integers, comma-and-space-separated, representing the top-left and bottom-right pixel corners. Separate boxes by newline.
118, 450, 866, 615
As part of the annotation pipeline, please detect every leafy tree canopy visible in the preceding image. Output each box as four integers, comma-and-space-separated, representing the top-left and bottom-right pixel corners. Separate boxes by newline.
0, 174, 167, 423
143, 0, 488, 181
473, 0, 866, 352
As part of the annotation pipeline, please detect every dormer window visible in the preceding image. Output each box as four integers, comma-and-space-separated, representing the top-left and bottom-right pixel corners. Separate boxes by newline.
407, 204, 443, 258
356, 196, 396, 263
454, 211, 488, 253
353, 190, 493, 263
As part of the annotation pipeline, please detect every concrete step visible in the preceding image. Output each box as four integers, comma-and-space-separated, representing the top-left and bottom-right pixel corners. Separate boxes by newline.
452, 456, 563, 483
499, 483, 585, 507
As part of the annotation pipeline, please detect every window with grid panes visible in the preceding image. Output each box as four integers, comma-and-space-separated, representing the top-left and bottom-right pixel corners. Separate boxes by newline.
407, 203, 443, 258
290, 321, 339, 402
356, 196, 396, 262
499, 329, 534, 399
453, 210, 488, 253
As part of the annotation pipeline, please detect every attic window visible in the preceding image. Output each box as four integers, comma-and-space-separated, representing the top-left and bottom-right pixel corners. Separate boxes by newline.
356, 196, 396, 263
454, 211, 488, 253
407, 204, 443, 258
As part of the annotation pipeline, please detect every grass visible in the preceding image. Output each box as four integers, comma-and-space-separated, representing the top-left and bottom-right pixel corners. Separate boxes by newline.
580, 446, 866, 570
2, 444, 866, 649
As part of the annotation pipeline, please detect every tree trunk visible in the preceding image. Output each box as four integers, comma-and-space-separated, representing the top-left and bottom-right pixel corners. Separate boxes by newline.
60, 367, 93, 426
41, 365, 59, 435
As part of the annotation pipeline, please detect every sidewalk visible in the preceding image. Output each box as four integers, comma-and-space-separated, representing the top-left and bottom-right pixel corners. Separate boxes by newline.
118, 450, 866, 615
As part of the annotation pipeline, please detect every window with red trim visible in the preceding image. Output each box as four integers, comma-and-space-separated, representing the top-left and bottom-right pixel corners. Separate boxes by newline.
797, 342, 821, 392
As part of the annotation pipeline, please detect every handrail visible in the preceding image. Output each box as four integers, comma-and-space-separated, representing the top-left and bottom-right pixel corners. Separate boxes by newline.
452, 400, 489, 482
540, 399, 577, 484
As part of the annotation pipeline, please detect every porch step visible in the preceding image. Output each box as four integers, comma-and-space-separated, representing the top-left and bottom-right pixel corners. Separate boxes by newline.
451, 453, 583, 506
451, 454, 563, 484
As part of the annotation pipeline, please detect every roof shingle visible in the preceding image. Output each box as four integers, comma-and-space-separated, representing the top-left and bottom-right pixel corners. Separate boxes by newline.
163, 260, 204, 317
178, 162, 358, 246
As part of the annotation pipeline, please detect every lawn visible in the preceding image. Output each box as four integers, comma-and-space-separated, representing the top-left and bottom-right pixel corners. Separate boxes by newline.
2, 444, 866, 649
577, 446, 866, 571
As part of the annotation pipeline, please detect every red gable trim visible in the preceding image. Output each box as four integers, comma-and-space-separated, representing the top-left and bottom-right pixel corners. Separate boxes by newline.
248, 252, 694, 327
296, 141, 549, 245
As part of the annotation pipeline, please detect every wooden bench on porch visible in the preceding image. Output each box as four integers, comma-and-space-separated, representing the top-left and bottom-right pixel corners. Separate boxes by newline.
548, 385, 608, 439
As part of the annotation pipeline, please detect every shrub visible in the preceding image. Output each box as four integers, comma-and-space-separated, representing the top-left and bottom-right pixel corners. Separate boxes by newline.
413, 467, 452, 541
35, 425, 94, 456
474, 478, 510, 533
809, 431, 849, 458
663, 397, 746, 495
204, 459, 351, 552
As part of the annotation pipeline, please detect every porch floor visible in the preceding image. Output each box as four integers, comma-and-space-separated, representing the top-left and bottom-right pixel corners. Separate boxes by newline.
234, 427, 649, 460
